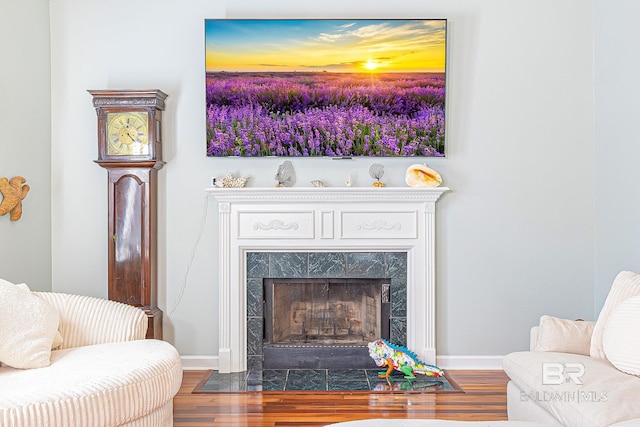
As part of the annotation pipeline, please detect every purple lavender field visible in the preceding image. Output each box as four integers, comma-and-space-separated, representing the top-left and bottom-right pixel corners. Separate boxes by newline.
206, 72, 445, 157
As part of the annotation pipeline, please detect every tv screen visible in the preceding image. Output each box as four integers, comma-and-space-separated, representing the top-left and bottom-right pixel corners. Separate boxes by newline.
205, 19, 447, 157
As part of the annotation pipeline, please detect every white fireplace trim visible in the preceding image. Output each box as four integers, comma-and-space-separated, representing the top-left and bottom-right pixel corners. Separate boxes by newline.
207, 187, 448, 373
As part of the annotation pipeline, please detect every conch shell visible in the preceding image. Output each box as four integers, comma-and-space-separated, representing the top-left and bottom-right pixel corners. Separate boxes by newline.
405, 164, 442, 188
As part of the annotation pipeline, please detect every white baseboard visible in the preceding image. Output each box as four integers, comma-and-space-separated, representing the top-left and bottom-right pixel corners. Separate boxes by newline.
181, 356, 218, 370
436, 355, 504, 370
181, 355, 505, 371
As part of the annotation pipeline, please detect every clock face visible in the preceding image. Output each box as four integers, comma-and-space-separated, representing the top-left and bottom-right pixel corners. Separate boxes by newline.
106, 112, 150, 156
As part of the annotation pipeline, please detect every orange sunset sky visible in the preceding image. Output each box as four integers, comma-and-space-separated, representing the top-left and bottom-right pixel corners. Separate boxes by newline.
205, 19, 446, 73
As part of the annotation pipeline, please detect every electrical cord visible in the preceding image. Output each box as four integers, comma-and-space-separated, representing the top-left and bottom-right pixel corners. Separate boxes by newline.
168, 193, 210, 317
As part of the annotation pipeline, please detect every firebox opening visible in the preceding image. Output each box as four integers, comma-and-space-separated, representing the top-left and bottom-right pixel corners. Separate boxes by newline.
263, 278, 390, 369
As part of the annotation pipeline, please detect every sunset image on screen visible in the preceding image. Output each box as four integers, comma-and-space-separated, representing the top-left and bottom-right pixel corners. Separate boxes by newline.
205, 19, 446, 157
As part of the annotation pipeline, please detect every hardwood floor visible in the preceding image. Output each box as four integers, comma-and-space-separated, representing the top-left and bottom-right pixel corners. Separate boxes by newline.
174, 370, 510, 426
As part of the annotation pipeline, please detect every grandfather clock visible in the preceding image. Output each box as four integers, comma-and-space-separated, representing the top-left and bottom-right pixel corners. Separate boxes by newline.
89, 89, 168, 339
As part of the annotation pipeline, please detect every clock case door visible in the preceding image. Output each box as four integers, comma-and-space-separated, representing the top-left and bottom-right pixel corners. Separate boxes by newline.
101, 162, 163, 339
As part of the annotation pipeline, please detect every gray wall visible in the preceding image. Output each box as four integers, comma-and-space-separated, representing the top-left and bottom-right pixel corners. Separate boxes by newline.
47, 0, 596, 360
594, 0, 640, 313
0, 0, 51, 291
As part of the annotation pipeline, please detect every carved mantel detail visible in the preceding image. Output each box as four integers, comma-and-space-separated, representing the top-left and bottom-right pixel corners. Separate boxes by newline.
356, 220, 401, 231
253, 219, 299, 231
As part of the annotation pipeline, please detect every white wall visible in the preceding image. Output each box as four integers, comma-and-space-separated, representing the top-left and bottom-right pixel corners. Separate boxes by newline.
0, 0, 51, 291
50, 0, 595, 360
594, 0, 640, 312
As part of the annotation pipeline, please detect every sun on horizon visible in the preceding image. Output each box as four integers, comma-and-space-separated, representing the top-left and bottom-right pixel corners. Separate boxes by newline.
205, 19, 446, 74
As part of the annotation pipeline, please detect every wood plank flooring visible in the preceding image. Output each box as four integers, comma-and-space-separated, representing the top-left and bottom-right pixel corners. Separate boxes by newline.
174, 370, 509, 426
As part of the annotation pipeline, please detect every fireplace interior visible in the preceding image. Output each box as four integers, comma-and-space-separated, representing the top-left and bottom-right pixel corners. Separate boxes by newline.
263, 278, 390, 369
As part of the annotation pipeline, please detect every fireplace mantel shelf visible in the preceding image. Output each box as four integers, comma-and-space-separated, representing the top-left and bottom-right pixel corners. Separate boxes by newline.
206, 186, 449, 202
207, 185, 449, 373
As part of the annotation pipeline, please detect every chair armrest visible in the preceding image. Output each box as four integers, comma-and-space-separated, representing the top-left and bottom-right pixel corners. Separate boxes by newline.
34, 292, 148, 349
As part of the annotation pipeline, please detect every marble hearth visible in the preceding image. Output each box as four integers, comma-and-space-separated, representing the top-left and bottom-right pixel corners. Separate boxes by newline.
207, 187, 448, 373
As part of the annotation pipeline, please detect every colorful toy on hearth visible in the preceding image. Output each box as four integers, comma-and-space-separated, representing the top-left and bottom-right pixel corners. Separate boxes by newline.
367, 338, 444, 379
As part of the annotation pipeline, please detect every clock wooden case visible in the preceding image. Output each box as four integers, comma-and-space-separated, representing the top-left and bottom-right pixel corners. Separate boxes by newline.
89, 89, 168, 339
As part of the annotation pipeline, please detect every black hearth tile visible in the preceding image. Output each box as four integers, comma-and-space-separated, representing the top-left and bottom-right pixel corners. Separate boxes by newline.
248, 369, 288, 383
384, 252, 407, 278
391, 278, 407, 317
286, 369, 326, 382
247, 380, 286, 391
200, 368, 455, 393
285, 369, 327, 390
327, 369, 368, 382
201, 371, 247, 391
246, 278, 263, 316
247, 370, 287, 391
269, 252, 308, 278
207, 371, 248, 382
365, 369, 387, 381
309, 252, 346, 277
409, 378, 452, 391
365, 369, 418, 382
346, 253, 385, 278
247, 252, 269, 278
328, 380, 370, 391
369, 378, 419, 392
246, 317, 263, 355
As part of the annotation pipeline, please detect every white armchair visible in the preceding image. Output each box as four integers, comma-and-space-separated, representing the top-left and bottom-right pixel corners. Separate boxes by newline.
0, 292, 182, 427
35, 292, 149, 347
503, 271, 640, 427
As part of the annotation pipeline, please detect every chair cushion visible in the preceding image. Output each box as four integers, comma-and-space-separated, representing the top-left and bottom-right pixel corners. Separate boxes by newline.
603, 296, 640, 376
0, 279, 59, 369
0, 339, 182, 427
534, 315, 594, 355
590, 271, 640, 360
503, 351, 640, 427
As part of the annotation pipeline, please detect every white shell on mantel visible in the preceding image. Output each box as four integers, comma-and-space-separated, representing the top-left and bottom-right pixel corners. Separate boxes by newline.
405, 164, 442, 188
311, 180, 326, 187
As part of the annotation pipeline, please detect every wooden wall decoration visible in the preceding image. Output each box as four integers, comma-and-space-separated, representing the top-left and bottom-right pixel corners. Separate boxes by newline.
0, 176, 30, 221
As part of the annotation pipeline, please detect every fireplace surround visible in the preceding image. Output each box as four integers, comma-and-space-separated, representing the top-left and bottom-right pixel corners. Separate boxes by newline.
249, 253, 401, 370
207, 187, 448, 373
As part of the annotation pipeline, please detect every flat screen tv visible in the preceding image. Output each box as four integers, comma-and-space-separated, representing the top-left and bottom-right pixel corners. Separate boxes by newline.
205, 19, 447, 157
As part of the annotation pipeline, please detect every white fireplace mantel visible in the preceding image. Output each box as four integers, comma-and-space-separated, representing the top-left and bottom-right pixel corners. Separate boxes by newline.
206, 186, 449, 373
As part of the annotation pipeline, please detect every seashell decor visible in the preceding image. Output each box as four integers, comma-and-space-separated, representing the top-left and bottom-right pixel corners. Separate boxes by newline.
275, 160, 296, 187
405, 164, 442, 188
369, 163, 385, 187
216, 172, 249, 188
311, 180, 326, 187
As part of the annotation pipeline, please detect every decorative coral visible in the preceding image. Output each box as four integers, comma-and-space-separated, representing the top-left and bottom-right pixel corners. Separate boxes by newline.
369, 163, 385, 187
215, 172, 249, 188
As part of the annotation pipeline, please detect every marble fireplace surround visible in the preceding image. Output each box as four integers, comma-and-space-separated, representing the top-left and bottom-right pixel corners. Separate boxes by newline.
207, 187, 448, 373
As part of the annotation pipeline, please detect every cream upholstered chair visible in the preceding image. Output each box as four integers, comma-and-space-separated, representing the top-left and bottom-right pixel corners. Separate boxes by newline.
0, 292, 183, 427
503, 271, 640, 427
35, 292, 149, 347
